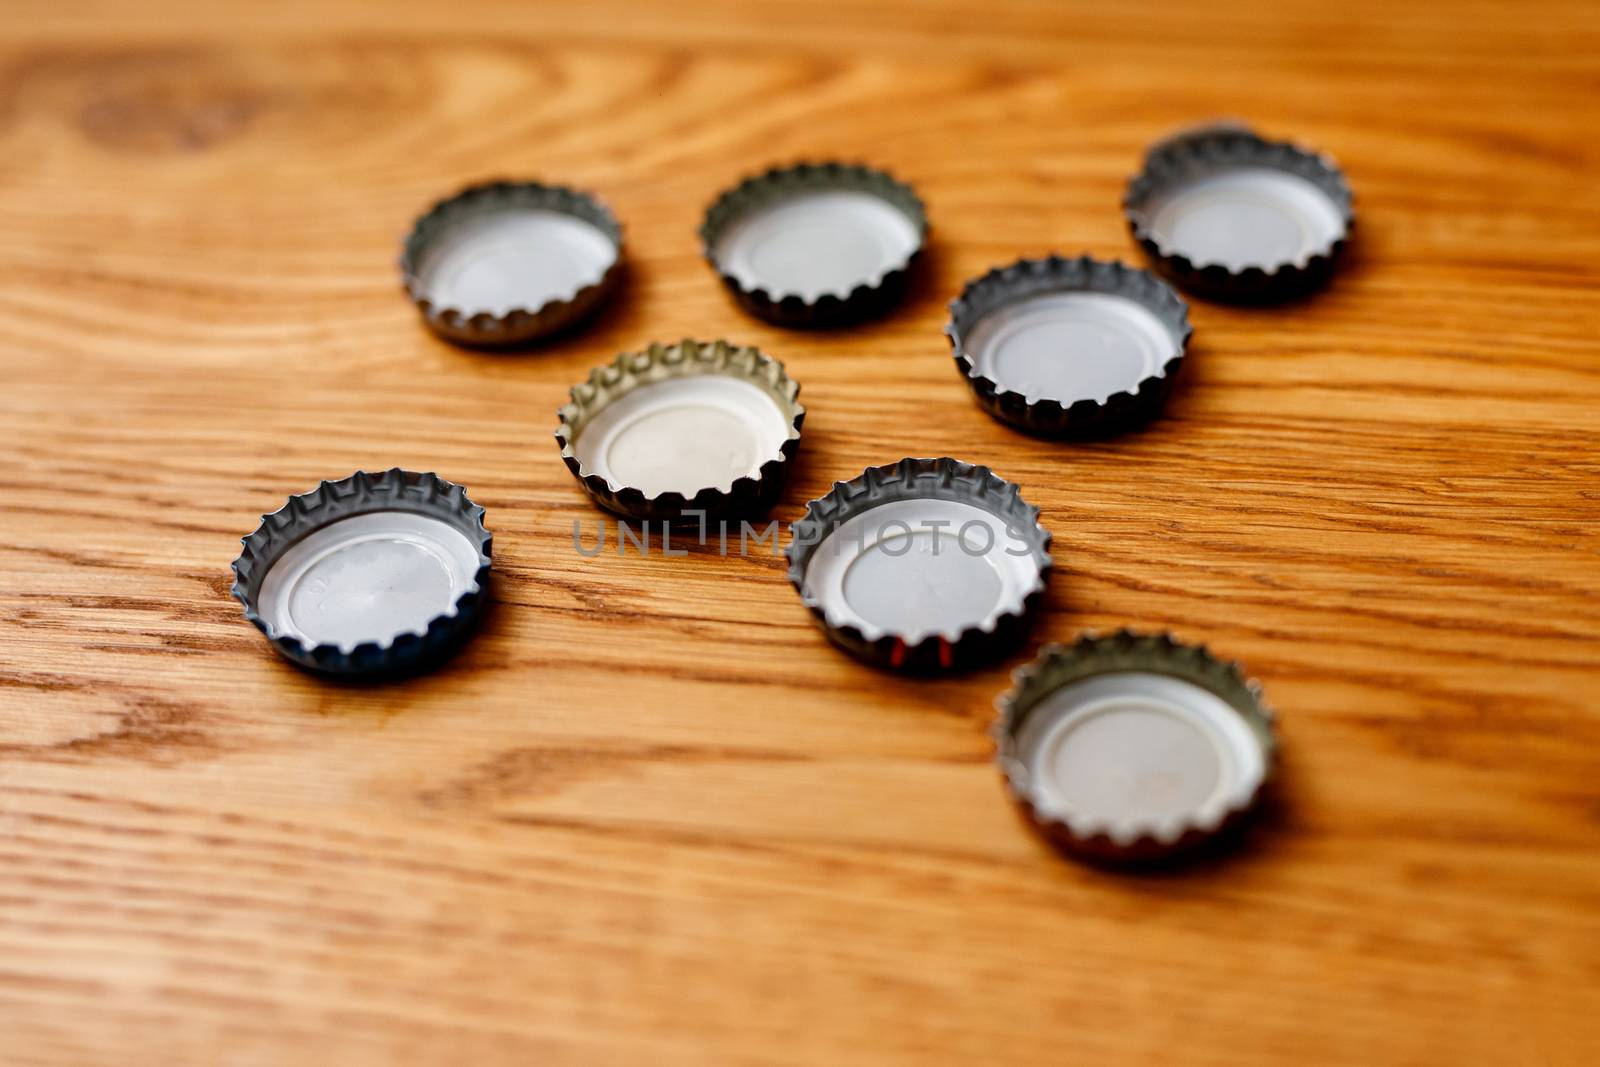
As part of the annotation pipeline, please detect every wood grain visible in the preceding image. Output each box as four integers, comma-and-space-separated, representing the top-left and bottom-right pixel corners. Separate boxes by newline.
2, 1, 1599, 1064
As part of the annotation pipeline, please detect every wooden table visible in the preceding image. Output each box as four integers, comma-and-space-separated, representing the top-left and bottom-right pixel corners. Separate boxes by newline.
3, 2, 1598, 1064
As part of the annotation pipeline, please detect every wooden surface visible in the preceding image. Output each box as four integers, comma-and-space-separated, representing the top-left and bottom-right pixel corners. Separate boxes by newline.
3, 1, 1599, 1064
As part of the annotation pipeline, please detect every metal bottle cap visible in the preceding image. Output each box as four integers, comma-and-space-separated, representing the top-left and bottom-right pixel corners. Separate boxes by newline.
1124, 124, 1353, 302
556, 339, 805, 522
230, 470, 492, 677
786, 458, 1051, 673
996, 631, 1277, 864
401, 180, 623, 346
700, 162, 928, 328
947, 255, 1190, 438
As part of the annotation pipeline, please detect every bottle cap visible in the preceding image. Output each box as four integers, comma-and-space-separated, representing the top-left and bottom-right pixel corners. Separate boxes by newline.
995, 631, 1277, 864
230, 470, 492, 677
400, 180, 623, 346
699, 162, 927, 328
786, 458, 1051, 673
1123, 124, 1353, 302
947, 255, 1190, 438
556, 339, 805, 522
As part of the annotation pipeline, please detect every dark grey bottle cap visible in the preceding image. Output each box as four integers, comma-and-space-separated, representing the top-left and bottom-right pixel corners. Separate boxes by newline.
996, 631, 1276, 864
1124, 124, 1353, 302
700, 162, 927, 328
556, 339, 805, 522
230, 470, 492, 678
947, 255, 1190, 438
786, 458, 1051, 673
401, 180, 623, 346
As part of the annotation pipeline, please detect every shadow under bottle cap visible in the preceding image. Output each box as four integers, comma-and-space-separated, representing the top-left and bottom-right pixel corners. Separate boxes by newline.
230, 470, 492, 678
1123, 123, 1354, 303
556, 339, 805, 522
700, 162, 928, 328
401, 179, 623, 346
947, 255, 1190, 438
786, 457, 1051, 673
995, 631, 1277, 864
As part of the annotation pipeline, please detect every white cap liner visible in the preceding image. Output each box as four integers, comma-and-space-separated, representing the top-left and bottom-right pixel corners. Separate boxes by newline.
257, 511, 481, 653
803, 497, 1043, 644
414, 207, 618, 316
571, 375, 792, 498
962, 290, 1182, 406
1012, 671, 1269, 846
711, 189, 922, 302
1144, 166, 1347, 272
